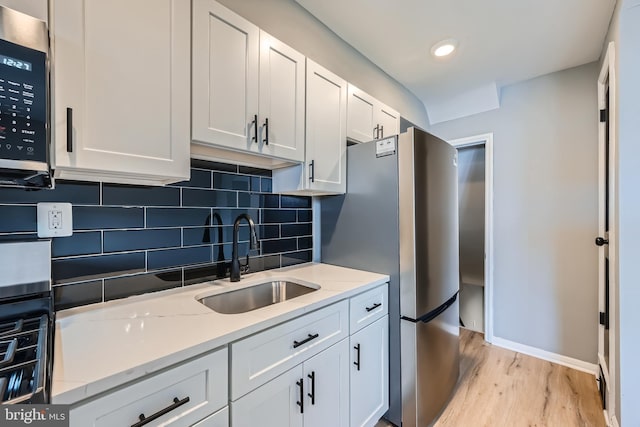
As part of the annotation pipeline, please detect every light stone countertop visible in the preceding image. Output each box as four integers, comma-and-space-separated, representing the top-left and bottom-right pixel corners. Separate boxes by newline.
51, 263, 389, 405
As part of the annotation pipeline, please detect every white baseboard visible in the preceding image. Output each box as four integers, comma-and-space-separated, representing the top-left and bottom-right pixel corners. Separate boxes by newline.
491, 336, 599, 375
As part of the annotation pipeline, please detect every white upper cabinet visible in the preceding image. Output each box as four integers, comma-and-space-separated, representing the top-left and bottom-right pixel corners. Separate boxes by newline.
192, 0, 259, 152
377, 103, 400, 139
51, 0, 191, 185
192, 1, 304, 163
347, 86, 376, 143
305, 60, 347, 194
258, 31, 305, 162
273, 59, 346, 195
347, 84, 400, 143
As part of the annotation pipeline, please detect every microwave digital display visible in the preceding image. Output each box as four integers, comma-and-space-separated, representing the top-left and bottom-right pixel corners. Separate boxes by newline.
0, 39, 46, 163
0, 54, 32, 72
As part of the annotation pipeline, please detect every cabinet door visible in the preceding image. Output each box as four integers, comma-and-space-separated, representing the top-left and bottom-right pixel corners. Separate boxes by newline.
193, 406, 229, 427
52, 0, 190, 185
192, 0, 259, 151
231, 366, 304, 427
305, 59, 347, 193
376, 103, 400, 139
258, 31, 305, 162
347, 84, 376, 143
303, 339, 350, 427
350, 316, 389, 427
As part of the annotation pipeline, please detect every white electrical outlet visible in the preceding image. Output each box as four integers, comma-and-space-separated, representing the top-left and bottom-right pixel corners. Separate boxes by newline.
37, 203, 73, 237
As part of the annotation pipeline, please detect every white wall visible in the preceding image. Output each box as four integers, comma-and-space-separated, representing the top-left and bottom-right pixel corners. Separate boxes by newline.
217, 0, 429, 129
429, 63, 600, 364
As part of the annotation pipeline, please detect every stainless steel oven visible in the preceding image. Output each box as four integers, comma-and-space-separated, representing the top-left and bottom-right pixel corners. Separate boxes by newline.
0, 5, 51, 188
0, 241, 53, 404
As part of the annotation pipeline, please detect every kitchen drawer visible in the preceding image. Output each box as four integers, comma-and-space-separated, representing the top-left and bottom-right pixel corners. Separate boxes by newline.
193, 406, 228, 427
349, 283, 388, 333
230, 300, 349, 400
69, 347, 228, 427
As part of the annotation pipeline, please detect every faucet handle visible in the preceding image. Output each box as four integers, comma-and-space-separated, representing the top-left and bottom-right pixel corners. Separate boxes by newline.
240, 254, 250, 274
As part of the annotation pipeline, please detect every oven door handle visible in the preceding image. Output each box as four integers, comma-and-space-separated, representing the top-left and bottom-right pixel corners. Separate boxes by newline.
0, 339, 17, 368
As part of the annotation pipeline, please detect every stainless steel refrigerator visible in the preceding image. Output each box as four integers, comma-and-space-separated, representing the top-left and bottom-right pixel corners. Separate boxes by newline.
321, 127, 460, 427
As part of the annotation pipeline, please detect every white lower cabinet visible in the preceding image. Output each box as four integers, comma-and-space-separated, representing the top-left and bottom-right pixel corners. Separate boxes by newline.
193, 407, 229, 427
350, 315, 390, 427
69, 348, 228, 427
231, 365, 303, 427
231, 339, 349, 427
67, 284, 389, 427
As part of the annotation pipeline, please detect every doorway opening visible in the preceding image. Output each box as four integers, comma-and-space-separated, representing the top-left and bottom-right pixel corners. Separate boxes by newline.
450, 133, 494, 342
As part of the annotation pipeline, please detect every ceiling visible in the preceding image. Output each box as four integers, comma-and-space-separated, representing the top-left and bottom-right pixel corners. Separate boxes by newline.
295, 0, 617, 123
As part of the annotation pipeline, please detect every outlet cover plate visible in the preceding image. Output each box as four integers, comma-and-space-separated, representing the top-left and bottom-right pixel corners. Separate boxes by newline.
37, 202, 73, 237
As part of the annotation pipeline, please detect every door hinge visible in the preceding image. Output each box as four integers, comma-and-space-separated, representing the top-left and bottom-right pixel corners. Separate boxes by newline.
599, 311, 609, 328
600, 109, 608, 123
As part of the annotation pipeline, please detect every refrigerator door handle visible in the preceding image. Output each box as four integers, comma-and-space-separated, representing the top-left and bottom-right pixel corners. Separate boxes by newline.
401, 292, 458, 324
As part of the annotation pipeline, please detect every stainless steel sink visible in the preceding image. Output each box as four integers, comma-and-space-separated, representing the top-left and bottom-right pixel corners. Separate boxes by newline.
198, 280, 319, 314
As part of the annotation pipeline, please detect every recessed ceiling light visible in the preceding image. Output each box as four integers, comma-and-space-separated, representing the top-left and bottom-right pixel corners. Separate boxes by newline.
431, 39, 458, 58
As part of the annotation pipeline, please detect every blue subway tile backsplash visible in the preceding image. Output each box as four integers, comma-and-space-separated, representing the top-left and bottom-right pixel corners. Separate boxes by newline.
0, 160, 313, 311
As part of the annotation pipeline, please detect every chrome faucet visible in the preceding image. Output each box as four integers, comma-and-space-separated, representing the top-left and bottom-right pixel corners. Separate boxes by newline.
230, 213, 259, 282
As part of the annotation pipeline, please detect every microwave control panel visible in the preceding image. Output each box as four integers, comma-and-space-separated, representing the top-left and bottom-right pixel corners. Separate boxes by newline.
0, 38, 46, 163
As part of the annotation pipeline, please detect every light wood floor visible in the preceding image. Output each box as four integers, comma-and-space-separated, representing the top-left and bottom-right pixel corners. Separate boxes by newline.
377, 329, 605, 427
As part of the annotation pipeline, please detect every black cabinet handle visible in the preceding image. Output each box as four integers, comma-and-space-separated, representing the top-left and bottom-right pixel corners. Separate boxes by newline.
365, 302, 382, 312
373, 124, 380, 139
251, 114, 258, 143
293, 333, 319, 349
296, 379, 304, 414
131, 396, 190, 427
354, 344, 361, 371
595, 236, 609, 246
263, 117, 269, 145
380, 125, 384, 138
307, 371, 315, 405
309, 160, 315, 183
66, 107, 73, 153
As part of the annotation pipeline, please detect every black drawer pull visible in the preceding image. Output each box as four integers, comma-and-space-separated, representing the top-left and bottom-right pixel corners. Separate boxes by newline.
366, 302, 382, 312
354, 343, 361, 371
296, 379, 304, 414
131, 396, 190, 427
66, 107, 73, 153
293, 333, 319, 349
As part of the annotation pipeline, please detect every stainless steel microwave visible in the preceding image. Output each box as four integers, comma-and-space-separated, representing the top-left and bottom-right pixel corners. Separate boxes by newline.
0, 5, 51, 188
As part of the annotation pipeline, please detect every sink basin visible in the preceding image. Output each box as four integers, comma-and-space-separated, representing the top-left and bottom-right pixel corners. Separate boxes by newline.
198, 280, 319, 314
